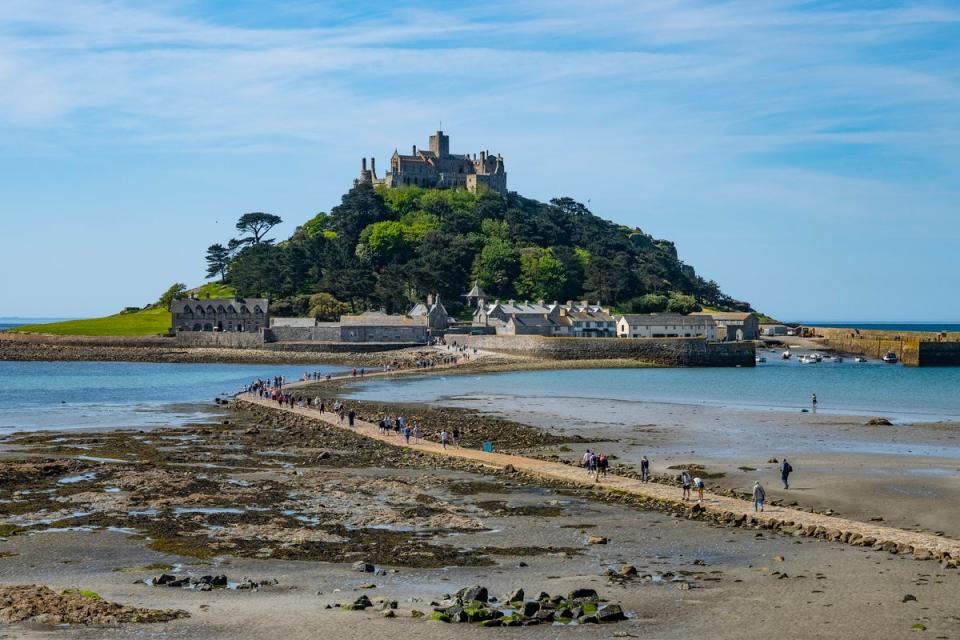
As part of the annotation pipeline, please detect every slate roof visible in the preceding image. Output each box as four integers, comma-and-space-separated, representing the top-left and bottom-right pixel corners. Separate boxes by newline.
171, 298, 268, 314
617, 313, 714, 326
340, 312, 428, 327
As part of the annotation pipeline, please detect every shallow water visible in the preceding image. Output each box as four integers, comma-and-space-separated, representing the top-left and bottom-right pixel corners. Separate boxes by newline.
0, 361, 345, 432
348, 357, 960, 423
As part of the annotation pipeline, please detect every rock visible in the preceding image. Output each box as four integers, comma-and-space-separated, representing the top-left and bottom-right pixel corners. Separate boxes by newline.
211, 575, 228, 587
568, 588, 599, 602
345, 595, 372, 611
597, 604, 627, 622
538, 592, 551, 601
480, 618, 502, 627
533, 609, 555, 623
381, 600, 398, 611
458, 586, 488, 604
865, 417, 893, 426
556, 607, 574, 619
902, 594, 917, 603
503, 464, 516, 473
522, 601, 540, 617
913, 548, 933, 561
578, 615, 599, 624
155, 574, 176, 585
428, 611, 452, 623
410, 610, 424, 618
317, 451, 331, 460
197, 583, 212, 592
618, 565, 638, 577
587, 535, 609, 545
357, 583, 376, 589
382, 609, 396, 618
767, 458, 779, 464
773, 555, 785, 562
676, 581, 691, 590
352, 561, 375, 573
505, 588, 524, 604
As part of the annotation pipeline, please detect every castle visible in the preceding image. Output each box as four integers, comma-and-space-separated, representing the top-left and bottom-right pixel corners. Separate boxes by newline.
354, 130, 507, 195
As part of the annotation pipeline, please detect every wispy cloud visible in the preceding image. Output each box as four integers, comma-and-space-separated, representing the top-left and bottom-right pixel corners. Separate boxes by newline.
1, 0, 959, 318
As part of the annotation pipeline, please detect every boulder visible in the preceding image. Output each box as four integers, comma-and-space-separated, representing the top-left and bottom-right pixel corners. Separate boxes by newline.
522, 601, 540, 617
618, 564, 638, 577
568, 588, 599, 602
587, 535, 609, 545
352, 561, 375, 573
155, 574, 177, 585
597, 604, 627, 622
458, 586, 488, 604
504, 588, 524, 604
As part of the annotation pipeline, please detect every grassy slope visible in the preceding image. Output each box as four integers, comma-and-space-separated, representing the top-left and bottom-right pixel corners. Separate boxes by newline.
189, 282, 235, 298
9, 307, 171, 336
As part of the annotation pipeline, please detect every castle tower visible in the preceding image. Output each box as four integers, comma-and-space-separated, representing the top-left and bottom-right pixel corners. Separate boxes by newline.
429, 130, 449, 158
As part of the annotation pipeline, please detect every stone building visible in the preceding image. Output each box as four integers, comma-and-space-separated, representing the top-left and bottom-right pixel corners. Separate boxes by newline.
171, 298, 269, 333
354, 130, 507, 195
616, 313, 716, 340
706, 312, 760, 341
409, 294, 452, 331
475, 299, 614, 337
339, 311, 429, 343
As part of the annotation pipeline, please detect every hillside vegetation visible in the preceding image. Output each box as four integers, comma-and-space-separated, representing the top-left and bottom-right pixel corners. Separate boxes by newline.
216, 185, 751, 317
10, 307, 171, 337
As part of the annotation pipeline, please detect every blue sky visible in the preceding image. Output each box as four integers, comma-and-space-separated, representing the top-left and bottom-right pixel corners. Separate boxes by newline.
1, 0, 959, 321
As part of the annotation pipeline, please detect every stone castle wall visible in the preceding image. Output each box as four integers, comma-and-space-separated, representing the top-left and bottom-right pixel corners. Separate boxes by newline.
811, 327, 960, 367
174, 332, 266, 348
461, 335, 754, 367
267, 326, 341, 342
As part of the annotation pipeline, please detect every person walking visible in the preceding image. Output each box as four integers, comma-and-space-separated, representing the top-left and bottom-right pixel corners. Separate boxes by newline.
347, 409, 355, 427
811, 393, 818, 411
440, 430, 449, 449
693, 476, 705, 503
452, 428, 460, 448
752, 480, 766, 512
403, 425, 411, 444
582, 450, 593, 474
680, 470, 692, 502
780, 458, 793, 489
640, 456, 650, 483
413, 425, 421, 444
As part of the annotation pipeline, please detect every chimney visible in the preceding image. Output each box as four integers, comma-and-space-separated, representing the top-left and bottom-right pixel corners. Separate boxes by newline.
537, 299, 545, 306
427, 293, 434, 306
371, 157, 376, 173
412, 145, 417, 155
361, 157, 367, 171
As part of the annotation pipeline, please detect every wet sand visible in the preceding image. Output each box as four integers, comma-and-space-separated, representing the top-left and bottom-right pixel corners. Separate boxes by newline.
406, 392, 960, 540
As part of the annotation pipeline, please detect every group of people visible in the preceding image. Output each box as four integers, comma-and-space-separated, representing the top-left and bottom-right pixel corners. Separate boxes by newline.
581, 449, 610, 482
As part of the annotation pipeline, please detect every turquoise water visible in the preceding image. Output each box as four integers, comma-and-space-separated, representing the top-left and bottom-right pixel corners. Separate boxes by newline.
348, 357, 960, 423
0, 361, 344, 432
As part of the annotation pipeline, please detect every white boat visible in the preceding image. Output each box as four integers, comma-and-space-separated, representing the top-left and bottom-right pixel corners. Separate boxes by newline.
756, 356, 767, 363
831, 356, 844, 363
854, 356, 867, 363
810, 352, 823, 362
781, 351, 791, 360
882, 351, 898, 364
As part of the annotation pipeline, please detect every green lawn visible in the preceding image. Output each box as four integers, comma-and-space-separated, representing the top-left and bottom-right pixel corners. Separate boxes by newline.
10, 307, 171, 336
190, 282, 235, 298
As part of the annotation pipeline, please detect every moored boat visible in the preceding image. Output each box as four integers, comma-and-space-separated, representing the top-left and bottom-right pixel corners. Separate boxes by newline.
882, 351, 898, 364
854, 356, 867, 363
781, 350, 791, 360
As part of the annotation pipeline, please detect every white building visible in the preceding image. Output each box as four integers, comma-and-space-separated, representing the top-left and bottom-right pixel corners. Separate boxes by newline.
615, 313, 716, 340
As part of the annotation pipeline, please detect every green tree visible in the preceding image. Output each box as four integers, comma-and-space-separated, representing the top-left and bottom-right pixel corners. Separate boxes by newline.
229, 243, 286, 298
629, 293, 668, 313
158, 283, 187, 310
471, 239, 519, 297
667, 292, 699, 314
516, 248, 568, 301
204, 244, 231, 282
302, 212, 330, 238
308, 292, 350, 321
235, 212, 283, 245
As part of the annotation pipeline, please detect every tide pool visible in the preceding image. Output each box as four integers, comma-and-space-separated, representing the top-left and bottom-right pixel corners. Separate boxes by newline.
0, 361, 344, 432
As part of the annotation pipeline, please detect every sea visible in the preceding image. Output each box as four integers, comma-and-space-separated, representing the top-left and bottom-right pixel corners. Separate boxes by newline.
0, 361, 344, 432
347, 355, 960, 424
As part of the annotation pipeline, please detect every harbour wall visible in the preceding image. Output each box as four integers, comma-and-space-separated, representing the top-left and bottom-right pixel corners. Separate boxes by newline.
810, 327, 960, 367
460, 335, 755, 367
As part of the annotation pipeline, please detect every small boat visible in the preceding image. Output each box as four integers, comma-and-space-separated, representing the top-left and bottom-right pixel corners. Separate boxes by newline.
781, 351, 791, 360
810, 352, 823, 362
831, 356, 844, 363
756, 356, 767, 363
882, 351, 898, 364
854, 356, 867, 363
